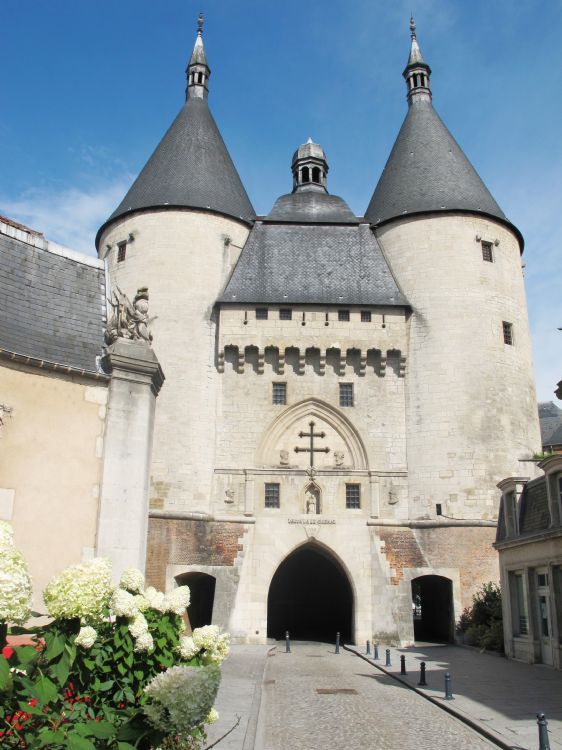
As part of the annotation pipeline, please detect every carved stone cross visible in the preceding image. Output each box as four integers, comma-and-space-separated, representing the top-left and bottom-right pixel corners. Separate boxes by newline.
294, 421, 330, 467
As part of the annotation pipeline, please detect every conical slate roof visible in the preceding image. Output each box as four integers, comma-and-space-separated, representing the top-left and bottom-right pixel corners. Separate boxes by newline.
365, 99, 506, 226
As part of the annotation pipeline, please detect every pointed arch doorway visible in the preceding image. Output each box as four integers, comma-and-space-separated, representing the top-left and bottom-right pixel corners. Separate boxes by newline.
267, 543, 354, 643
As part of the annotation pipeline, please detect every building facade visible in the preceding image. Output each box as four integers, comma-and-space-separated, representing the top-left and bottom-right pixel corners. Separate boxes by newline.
1, 19, 541, 644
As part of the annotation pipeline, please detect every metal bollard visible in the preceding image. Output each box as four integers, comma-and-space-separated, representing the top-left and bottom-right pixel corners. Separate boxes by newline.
537, 713, 551, 750
417, 661, 428, 687
285, 630, 291, 653
366, 639, 371, 655
335, 631, 340, 654
444, 672, 454, 700
385, 648, 391, 667
400, 654, 407, 675
373, 643, 379, 660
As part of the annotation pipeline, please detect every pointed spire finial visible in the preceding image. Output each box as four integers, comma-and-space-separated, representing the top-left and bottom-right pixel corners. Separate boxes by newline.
410, 15, 416, 39
197, 12, 204, 36
186, 13, 210, 100
403, 16, 432, 105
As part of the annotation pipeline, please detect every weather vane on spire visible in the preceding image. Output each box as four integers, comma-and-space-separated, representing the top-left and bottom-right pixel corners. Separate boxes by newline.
197, 12, 204, 36
410, 15, 417, 39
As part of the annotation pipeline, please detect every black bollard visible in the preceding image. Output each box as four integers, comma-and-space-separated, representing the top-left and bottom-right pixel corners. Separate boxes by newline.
366, 639, 371, 655
285, 630, 291, 653
444, 672, 454, 700
335, 632, 340, 654
537, 713, 551, 750
385, 648, 391, 667
400, 654, 407, 675
374, 643, 379, 660
417, 661, 428, 687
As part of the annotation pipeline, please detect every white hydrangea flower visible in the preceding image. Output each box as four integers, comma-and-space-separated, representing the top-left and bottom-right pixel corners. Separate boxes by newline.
178, 635, 199, 660
134, 594, 149, 612
128, 612, 148, 639
0, 540, 32, 625
206, 707, 219, 725
0, 521, 15, 549
110, 588, 139, 618
134, 631, 154, 653
162, 585, 190, 616
43, 558, 112, 623
144, 664, 221, 733
75, 625, 97, 649
192, 626, 230, 665
144, 586, 165, 612
119, 568, 145, 594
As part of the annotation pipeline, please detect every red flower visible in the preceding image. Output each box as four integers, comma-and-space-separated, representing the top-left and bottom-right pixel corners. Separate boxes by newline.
1, 645, 14, 659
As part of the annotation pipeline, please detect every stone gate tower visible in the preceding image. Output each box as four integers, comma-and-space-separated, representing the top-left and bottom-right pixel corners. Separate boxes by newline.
95, 18, 541, 645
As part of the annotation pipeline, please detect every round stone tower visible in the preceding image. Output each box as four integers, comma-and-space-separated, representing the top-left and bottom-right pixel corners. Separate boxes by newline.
365, 18, 541, 525
96, 16, 255, 513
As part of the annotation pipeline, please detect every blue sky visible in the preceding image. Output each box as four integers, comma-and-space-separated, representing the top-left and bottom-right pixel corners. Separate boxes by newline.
1, 0, 561, 402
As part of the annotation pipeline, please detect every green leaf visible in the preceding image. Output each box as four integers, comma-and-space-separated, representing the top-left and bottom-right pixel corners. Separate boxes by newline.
117, 743, 137, 750
33, 675, 58, 704
66, 732, 97, 750
15, 645, 39, 664
82, 658, 95, 670
97, 679, 114, 691
38, 729, 66, 746
76, 720, 116, 739
44, 632, 65, 661
19, 699, 44, 716
0, 655, 11, 691
52, 651, 71, 686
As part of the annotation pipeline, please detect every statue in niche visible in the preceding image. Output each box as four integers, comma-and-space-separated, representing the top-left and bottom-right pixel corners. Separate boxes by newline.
305, 484, 321, 515
334, 450, 345, 467
105, 286, 155, 346
224, 488, 235, 504
279, 449, 289, 466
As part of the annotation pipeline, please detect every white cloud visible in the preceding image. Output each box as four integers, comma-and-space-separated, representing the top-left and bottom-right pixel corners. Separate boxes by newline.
0, 178, 133, 256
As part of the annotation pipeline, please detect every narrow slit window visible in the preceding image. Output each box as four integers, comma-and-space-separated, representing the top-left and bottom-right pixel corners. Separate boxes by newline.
265, 483, 280, 508
339, 383, 353, 407
272, 382, 287, 405
256, 308, 268, 320
338, 310, 350, 322
346, 484, 361, 509
482, 241, 494, 262
117, 242, 127, 263
503, 321, 514, 346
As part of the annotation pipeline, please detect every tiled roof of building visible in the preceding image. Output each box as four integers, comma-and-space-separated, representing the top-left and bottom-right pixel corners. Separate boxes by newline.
266, 190, 358, 224
538, 401, 562, 448
0, 225, 106, 374
518, 479, 551, 535
219, 222, 408, 306
365, 99, 507, 227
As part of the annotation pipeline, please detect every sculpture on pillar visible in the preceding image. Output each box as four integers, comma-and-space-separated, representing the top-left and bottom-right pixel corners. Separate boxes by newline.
105, 287, 155, 346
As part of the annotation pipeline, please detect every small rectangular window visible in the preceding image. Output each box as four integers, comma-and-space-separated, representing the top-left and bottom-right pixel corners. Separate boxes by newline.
346, 484, 361, 509
117, 242, 127, 263
272, 382, 287, 405
265, 483, 280, 508
510, 571, 528, 636
339, 383, 353, 407
360, 310, 372, 322
338, 310, 350, 322
279, 309, 292, 320
503, 321, 514, 345
482, 241, 494, 262
256, 308, 268, 320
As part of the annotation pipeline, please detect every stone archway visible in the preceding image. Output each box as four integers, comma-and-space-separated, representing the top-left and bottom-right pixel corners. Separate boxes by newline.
267, 543, 354, 643
411, 575, 454, 643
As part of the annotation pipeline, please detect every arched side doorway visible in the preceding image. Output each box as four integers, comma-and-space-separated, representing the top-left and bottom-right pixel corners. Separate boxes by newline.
411, 575, 454, 643
177, 572, 216, 630
267, 543, 354, 644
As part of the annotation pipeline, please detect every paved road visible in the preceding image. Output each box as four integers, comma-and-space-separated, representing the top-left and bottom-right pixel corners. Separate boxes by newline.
257, 642, 496, 750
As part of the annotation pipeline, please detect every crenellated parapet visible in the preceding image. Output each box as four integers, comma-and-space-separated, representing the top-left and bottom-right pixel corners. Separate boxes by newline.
217, 304, 408, 376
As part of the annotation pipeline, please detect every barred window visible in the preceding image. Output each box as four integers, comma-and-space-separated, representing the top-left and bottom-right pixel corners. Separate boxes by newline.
279, 309, 292, 320
265, 483, 280, 508
360, 310, 372, 322
338, 309, 350, 322
346, 484, 361, 509
272, 382, 287, 405
256, 308, 268, 320
503, 321, 514, 346
339, 383, 353, 407
482, 241, 494, 262
117, 242, 127, 263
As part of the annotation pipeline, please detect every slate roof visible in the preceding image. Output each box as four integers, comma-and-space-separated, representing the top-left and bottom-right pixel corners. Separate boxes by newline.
365, 99, 510, 229
518, 479, 551, 536
538, 401, 562, 448
266, 190, 358, 224
0, 231, 106, 374
220, 222, 408, 306
98, 96, 255, 243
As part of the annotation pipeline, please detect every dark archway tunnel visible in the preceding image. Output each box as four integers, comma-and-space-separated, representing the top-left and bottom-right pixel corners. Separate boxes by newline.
412, 575, 454, 643
267, 544, 354, 643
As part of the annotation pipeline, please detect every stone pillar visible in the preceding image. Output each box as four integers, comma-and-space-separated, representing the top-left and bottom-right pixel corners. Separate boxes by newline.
96, 339, 164, 576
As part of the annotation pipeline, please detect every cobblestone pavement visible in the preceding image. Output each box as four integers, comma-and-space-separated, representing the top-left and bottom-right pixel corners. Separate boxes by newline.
258, 642, 496, 750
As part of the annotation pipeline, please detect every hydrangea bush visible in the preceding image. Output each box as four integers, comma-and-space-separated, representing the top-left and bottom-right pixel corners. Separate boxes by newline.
0, 532, 229, 750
